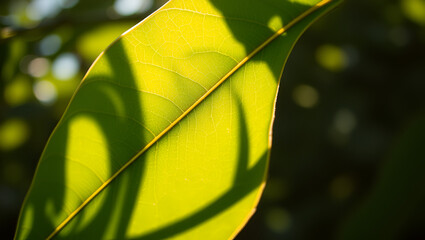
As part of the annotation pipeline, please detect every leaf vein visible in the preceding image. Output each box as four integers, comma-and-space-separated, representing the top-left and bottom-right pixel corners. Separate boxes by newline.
82, 79, 185, 113
46, 1, 334, 238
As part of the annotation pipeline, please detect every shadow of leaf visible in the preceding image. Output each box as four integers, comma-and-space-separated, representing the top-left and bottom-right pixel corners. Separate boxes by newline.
62, 40, 149, 239
18, 41, 148, 239
23, 130, 67, 239
211, 0, 315, 79
131, 99, 268, 240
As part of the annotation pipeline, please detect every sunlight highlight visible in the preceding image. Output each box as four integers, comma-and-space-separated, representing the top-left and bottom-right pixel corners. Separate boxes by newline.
52, 53, 80, 81
33, 80, 58, 104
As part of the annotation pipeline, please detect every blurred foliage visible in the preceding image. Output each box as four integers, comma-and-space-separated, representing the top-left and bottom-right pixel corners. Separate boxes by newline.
1, 0, 425, 239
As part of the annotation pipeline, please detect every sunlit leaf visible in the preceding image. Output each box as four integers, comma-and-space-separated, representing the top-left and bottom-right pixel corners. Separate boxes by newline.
15, 0, 339, 239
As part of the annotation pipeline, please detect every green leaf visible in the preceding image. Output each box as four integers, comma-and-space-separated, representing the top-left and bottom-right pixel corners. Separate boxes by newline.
15, 0, 340, 239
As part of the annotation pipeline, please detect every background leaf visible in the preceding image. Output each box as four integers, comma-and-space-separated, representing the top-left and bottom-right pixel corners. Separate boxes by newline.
339, 115, 425, 240
13, 0, 339, 239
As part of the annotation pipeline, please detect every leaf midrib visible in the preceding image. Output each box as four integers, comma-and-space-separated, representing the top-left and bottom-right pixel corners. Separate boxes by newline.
46, 0, 333, 238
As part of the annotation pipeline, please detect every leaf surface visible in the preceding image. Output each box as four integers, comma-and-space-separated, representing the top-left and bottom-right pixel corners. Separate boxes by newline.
15, 0, 340, 239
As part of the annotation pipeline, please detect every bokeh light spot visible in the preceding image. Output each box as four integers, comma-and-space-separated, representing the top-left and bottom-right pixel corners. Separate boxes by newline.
39, 34, 62, 56
0, 119, 30, 151
388, 27, 410, 47
402, 0, 425, 25
266, 208, 291, 234
4, 77, 32, 106
114, 0, 153, 16
316, 44, 348, 72
52, 53, 80, 81
329, 175, 355, 201
334, 109, 357, 135
292, 84, 319, 108
26, 0, 62, 21
33, 80, 57, 104
9, 2, 39, 27
27, 57, 50, 78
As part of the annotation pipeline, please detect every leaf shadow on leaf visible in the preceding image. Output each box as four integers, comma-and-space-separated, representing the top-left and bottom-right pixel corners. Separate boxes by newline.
20, 40, 148, 239
126, 1, 329, 237
28, 38, 266, 239
68, 44, 268, 239
130, 100, 268, 239
22, 128, 67, 239
65, 40, 149, 239
211, 0, 311, 79
72, 1, 337, 238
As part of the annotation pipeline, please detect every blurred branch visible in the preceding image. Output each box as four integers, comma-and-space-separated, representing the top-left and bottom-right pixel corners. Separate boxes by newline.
0, 9, 151, 43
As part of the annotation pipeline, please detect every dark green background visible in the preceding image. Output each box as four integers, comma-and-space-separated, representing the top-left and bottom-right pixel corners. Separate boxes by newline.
1, 0, 425, 239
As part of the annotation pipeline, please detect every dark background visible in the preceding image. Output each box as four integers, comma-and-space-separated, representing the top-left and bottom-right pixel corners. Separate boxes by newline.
1, 0, 425, 239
